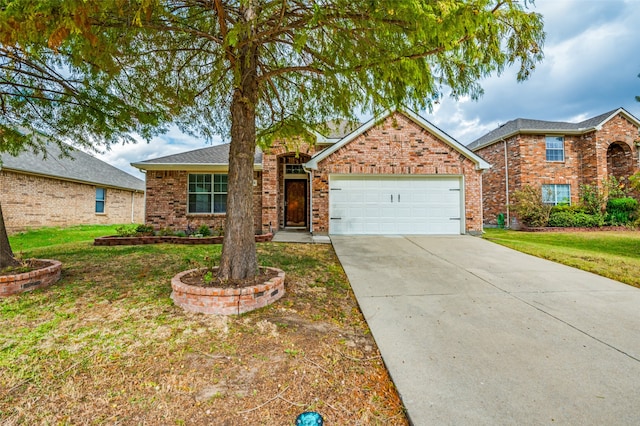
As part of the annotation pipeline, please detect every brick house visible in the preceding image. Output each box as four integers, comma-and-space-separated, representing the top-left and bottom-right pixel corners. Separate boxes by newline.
0, 142, 145, 233
467, 108, 640, 226
132, 110, 490, 236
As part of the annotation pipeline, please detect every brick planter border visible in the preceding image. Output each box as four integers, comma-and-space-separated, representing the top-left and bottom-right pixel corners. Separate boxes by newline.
0, 259, 62, 297
94, 233, 273, 246
171, 267, 285, 315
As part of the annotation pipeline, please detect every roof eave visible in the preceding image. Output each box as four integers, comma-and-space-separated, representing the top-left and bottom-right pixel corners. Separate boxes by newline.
470, 127, 601, 152
131, 162, 263, 172
1, 166, 144, 192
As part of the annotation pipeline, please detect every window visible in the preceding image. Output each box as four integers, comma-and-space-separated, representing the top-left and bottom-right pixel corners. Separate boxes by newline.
188, 174, 227, 213
95, 188, 106, 213
285, 164, 305, 175
545, 136, 565, 162
542, 184, 570, 205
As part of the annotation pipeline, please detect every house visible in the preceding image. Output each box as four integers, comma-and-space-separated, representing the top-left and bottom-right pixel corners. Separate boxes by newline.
467, 108, 640, 226
132, 110, 490, 236
0, 142, 145, 233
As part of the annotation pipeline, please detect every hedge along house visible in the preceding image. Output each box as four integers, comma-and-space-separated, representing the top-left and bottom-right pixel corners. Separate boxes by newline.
467, 108, 640, 226
0, 142, 145, 233
132, 110, 490, 236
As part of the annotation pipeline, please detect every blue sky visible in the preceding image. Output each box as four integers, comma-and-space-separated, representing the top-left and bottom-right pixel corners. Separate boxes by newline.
93, 0, 640, 179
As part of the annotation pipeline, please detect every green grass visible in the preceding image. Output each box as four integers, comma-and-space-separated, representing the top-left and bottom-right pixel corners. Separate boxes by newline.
483, 228, 640, 288
9, 224, 122, 252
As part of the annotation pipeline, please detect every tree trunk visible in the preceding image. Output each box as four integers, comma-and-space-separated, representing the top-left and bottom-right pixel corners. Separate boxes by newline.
218, 35, 259, 280
0, 201, 20, 270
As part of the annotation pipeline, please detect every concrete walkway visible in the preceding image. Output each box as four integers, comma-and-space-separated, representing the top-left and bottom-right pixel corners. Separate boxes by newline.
272, 229, 331, 244
331, 235, 640, 425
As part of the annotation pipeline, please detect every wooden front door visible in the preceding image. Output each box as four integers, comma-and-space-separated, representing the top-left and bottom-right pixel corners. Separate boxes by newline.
285, 180, 307, 227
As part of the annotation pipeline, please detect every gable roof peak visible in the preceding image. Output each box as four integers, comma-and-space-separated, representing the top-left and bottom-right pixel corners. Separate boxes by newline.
305, 108, 490, 170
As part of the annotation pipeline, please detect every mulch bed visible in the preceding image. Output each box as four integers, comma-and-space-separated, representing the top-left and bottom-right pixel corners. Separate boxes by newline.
520, 226, 630, 232
0, 259, 54, 277
180, 267, 280, 289
94, 233, 273, 246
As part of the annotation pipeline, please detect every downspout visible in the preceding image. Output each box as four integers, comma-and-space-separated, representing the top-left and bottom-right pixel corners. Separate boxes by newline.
302, 166, 313, 234
131, 191, 135, 223
502, 139, 510, 227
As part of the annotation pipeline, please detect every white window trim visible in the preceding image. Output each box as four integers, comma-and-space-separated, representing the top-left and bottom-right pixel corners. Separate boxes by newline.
545, 135, 565, 162
187, 173, 228, 214
542, 184, 570, 206
95, 187, 106, 214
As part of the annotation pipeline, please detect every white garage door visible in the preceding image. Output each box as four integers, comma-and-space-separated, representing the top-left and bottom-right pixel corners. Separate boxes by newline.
329, 175, 463, 235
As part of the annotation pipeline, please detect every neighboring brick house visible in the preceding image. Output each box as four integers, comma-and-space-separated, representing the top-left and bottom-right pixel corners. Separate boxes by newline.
133, 110, 490, 236
468, 108, 640, 226
0, 143, 145, 233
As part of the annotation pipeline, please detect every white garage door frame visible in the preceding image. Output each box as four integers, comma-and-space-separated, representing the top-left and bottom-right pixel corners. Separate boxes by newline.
328, 174, 465, 235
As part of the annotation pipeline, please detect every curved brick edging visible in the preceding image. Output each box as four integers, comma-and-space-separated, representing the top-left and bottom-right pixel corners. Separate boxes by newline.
0, 259, 62, 297
171, 267, 285, 315
94, 233, 273, 246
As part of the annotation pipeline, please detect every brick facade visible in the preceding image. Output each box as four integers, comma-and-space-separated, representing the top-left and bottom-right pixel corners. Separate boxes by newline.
141, 111, 486, 236
309, 112, 484, 234
0, 170, 144, 233
144, 169, 263, 233
474, 112, 640, 225
260, 142, 315, 234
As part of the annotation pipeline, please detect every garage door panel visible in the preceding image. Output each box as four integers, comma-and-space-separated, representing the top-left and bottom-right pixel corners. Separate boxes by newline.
329, 176, 462, 235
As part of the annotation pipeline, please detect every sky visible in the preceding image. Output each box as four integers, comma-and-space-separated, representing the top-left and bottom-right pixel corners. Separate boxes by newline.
90, 0, 640, 180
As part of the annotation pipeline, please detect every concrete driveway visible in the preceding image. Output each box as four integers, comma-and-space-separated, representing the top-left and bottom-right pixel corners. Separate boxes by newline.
331, 235, 640, 425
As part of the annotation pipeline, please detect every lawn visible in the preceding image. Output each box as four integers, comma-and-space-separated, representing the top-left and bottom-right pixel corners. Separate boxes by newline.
483, 228, 640, 288
1, 225, 407, 425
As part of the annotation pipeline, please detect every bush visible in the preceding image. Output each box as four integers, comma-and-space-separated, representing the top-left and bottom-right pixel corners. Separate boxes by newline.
548, 211, 575, 227
510, 186, 551, 227
157, 227, 176, 236
606, 197, 639, 225
548, 210, 604, 228
573, 212, 604, 227
551, 204, 587, 214
579, 183, 605, 215
197, 224, 212, 237
115, 225, 137, 237
135, 224, 155, 235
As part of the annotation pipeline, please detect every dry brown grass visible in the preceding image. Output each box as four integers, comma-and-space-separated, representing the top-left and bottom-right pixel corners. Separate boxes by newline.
0, 241, 407, 425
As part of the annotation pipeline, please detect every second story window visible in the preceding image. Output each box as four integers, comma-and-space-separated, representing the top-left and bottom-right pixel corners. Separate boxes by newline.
545, 136, 565, 162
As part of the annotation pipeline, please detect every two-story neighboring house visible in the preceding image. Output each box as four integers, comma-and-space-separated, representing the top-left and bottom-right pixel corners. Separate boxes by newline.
468, 108, 640, 226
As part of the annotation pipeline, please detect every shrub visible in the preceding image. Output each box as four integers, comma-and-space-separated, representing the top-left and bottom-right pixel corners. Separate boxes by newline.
135, 224, 155, 235
573, 212, 604, 227
115, 225, 137, 237
548, 211, 575, 227
606, 197, 639, 225
548, 209, 604, 228
197, 224, 212, 237
510, 186, 551, 227
157, 227, 176, 236
579, 183, 605, 215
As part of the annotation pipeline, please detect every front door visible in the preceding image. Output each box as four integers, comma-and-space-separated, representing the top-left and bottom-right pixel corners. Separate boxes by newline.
285, 180, 307, 227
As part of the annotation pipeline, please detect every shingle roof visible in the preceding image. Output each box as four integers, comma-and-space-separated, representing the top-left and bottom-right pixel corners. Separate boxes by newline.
132, 143, 262, 169
0, 143, 144, 191
467, 108, 638, 151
